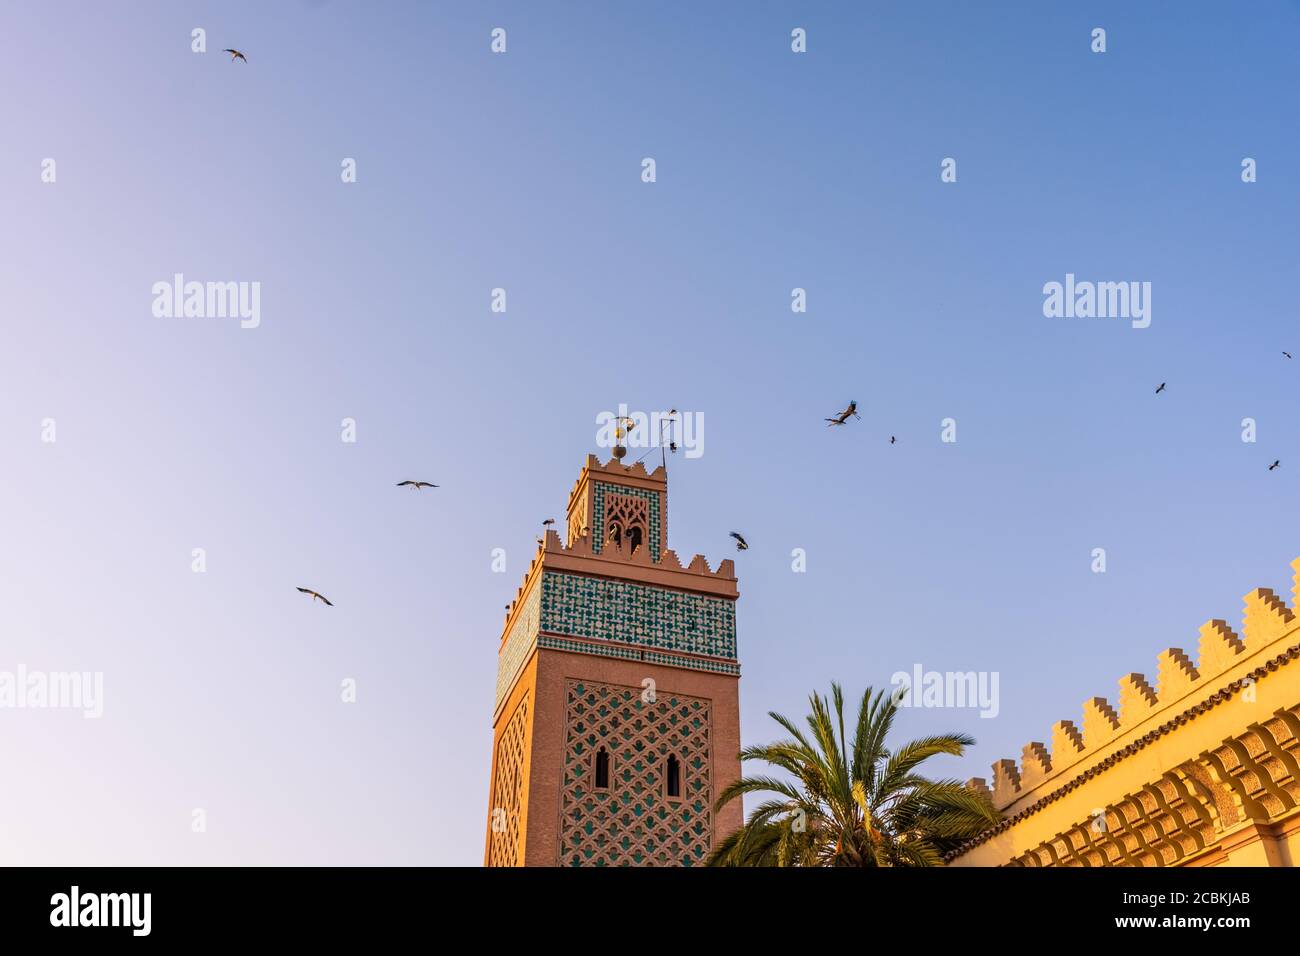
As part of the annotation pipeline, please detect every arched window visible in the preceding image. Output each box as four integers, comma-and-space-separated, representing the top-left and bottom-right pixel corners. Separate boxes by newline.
604, 494, 649, 556
665, 754, 681, 799
594, 747, 610, 790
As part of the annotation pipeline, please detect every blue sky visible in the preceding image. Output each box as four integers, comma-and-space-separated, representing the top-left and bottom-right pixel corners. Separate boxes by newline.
2, 1, 1297, 863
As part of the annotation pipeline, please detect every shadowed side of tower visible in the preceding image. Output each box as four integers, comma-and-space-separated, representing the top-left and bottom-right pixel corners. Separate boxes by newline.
484, 455, 743, 866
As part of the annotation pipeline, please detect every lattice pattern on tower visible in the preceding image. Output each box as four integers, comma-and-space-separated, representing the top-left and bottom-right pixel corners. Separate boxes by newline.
559, 679, 713, 866
487, 694, 530, 867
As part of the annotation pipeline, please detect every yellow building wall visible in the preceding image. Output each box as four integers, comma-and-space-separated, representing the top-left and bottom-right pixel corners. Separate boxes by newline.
950, 558, 1300, 867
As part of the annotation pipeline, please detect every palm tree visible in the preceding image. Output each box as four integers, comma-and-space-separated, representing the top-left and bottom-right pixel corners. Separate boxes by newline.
708, 684, 999, 866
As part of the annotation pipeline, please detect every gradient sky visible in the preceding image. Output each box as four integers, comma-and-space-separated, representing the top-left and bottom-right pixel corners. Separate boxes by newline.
2, 1, 1298, 865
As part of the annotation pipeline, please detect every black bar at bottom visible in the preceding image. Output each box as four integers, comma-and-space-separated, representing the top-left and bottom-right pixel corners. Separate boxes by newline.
0, 865, 1282, 941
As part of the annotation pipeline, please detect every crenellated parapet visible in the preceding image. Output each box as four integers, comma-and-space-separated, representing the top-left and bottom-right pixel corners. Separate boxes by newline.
565, 454, 669, 558
966, 559, 1300, 816
543, 527, 735, 579
500, 528, 738, 629
566, 454, 666, 500
494, 453, 740, 720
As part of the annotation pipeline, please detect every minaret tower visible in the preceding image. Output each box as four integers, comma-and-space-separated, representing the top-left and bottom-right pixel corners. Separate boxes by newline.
484, 454, 743, 866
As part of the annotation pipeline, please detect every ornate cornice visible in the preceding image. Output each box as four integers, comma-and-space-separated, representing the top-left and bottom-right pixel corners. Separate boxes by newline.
949, 556, 1300, 861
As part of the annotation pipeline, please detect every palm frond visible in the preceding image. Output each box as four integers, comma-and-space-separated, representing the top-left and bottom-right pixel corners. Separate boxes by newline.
877, 733, 975, 798
714, 682, 995, 867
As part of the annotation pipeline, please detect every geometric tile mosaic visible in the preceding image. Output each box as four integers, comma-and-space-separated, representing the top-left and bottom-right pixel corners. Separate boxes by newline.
496, 570, 739, 711
560, 679, 713, 866
540, 571, 736, 660
644, 650, 740, 675
495, 585, 541, 711
539, 635, 643, 663
539, 635, 742, 676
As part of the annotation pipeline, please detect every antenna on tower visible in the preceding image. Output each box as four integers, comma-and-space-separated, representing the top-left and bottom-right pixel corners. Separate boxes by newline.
633, 409, 678, 471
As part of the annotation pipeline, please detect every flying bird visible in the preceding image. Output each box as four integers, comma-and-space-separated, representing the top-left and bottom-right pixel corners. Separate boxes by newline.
1155, 383, 1166, 394
890, 436, 897, 445
1270, 460, 1281, 471
296, 587, 333, 607
396, 480, 438, 490
223, 49, 247, 63
1284, 352, 1293, 360
729, 532, 749, 551
825, 401, 860, 426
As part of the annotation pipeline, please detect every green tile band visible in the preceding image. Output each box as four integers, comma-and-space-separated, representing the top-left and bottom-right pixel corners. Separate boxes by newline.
497, 571, 738, 710
495, 586, 541, 709
540, 570, 735, 660
539, 636, 741, 676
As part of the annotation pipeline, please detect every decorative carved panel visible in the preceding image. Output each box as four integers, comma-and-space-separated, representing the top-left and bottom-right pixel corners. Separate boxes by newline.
487, 694, 530, 867
559, 679, 713, 866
